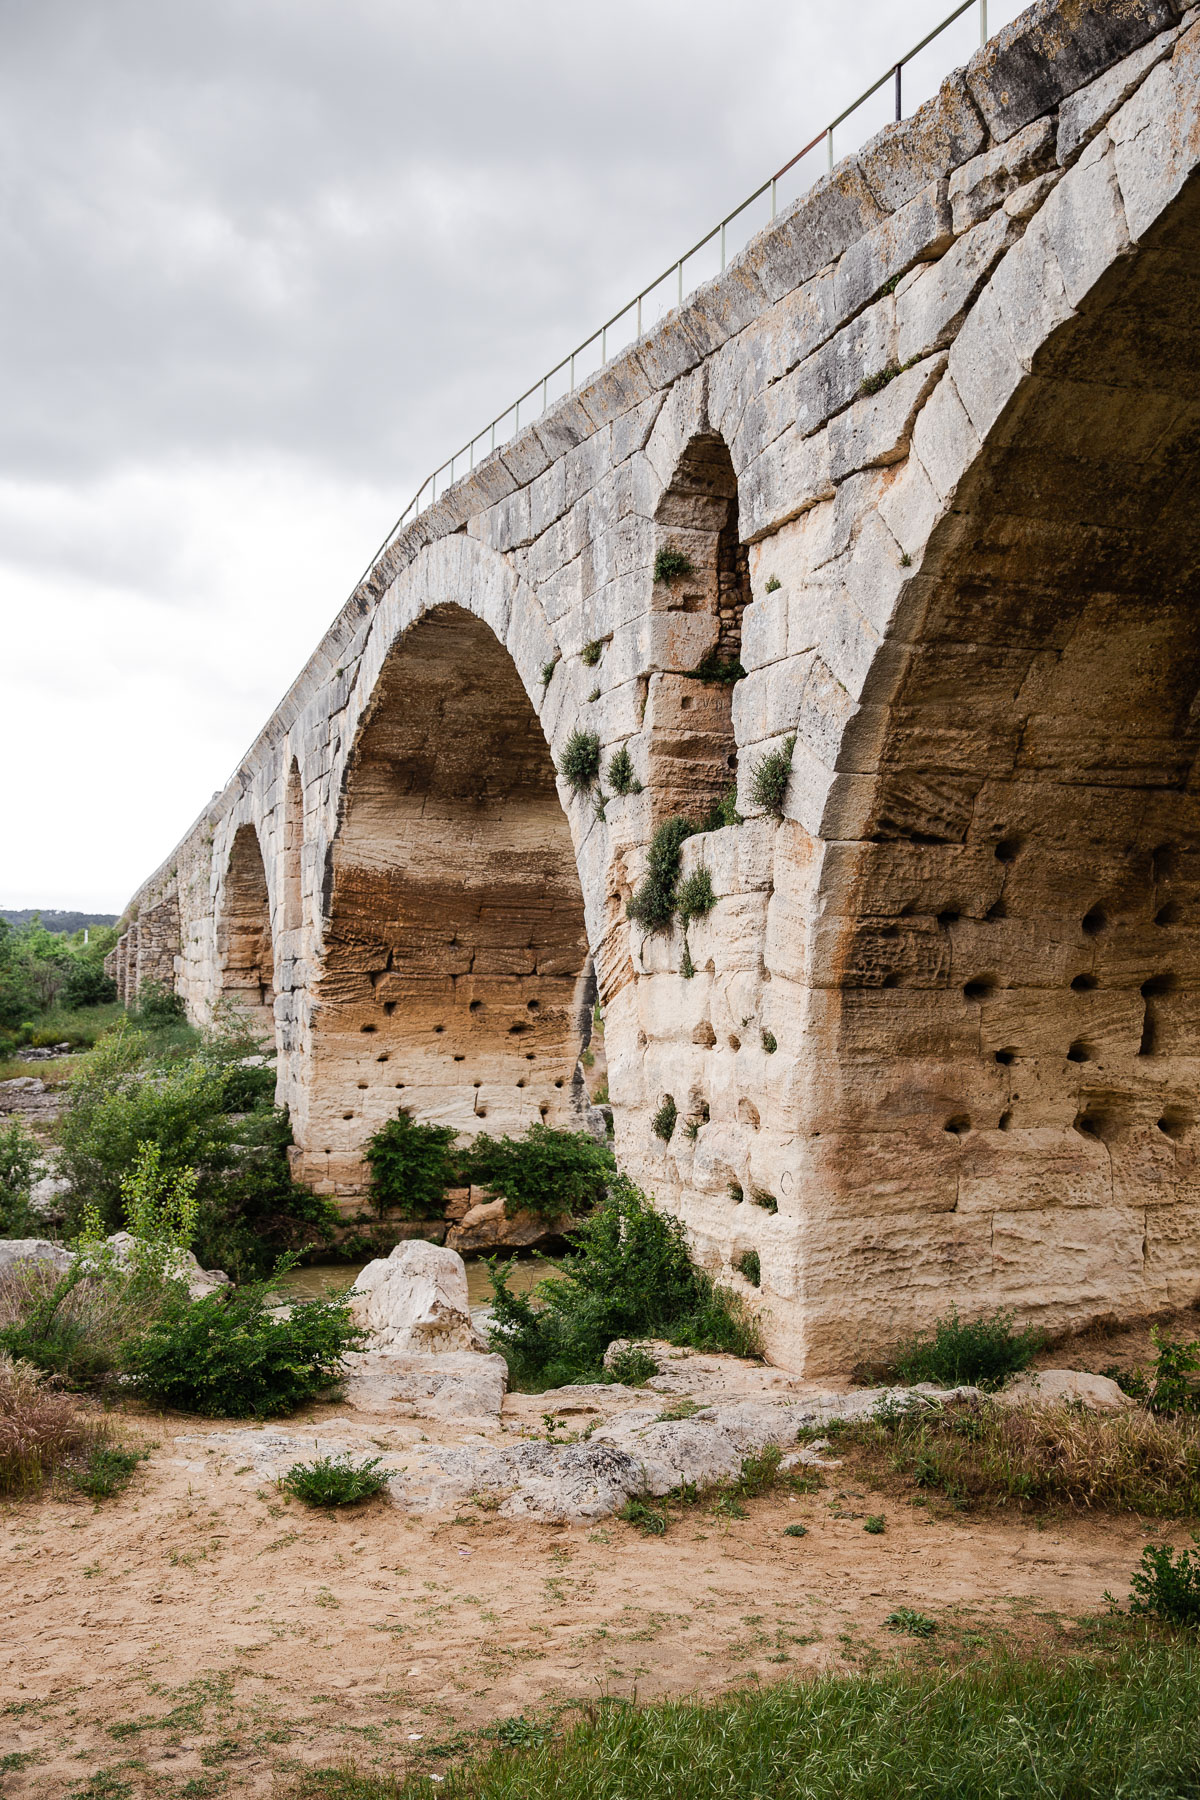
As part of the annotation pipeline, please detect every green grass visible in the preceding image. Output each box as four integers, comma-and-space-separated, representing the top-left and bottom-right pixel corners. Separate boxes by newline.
889, 1307, 1043, 1389
284, 1641, 1200, 1799
280, 1454, 388, 1507
67, 1445, 149, 1499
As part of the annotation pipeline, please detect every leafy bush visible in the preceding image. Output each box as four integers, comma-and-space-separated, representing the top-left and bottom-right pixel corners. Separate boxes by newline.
734, 1250, 761, 1287
581, 639, 604, 667
1129, 1534, 1200, 1627
653, 548, 694, 583
890, 1306, 1043, 1388
676, 868, 716, 928
194, 1104, 340, 1280
463, 1125, 614, 1222
606, 746, 641, 796
651, 1096, 677, 1142
281, 1454, 388, 1508
749, 734, 796, 816
1124, 1330, 1200, 1415
0, 1119, 42, 1235
62, 962, 117, 1009
124, 1278, 364, 1417
559, 729, 601, 795
130, 980, 186, 1024
699, 785, 742, 830
627, 817, 694, 932
486, 1177, 761, 1391
364, 1111, 459, 1220
691, 651, 746, 685
604, 1343, 659, 1386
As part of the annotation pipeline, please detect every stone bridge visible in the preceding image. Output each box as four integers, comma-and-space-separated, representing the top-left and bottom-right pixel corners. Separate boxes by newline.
110, 0, 1200, 1372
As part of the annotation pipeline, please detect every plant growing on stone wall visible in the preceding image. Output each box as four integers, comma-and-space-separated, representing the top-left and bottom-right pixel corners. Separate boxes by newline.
627, 817, 695, 932
750, 1188, 778, 1214
607, 746, 642, 796
735, 1250, 761, 1287
761, 1029, 777, 1054
559, 728, 602, 796
581, 639, 605, 667
765, 575, 782, 593
750, 735, 796, 817
364, 1111, 459, 1220
541, 656, 559, 689
677, 868, 716, 929
651, 1096, 678, 1142
588, 687, 601, 704
692, 649, 746, 685
653, 548, 695, 584
462, 1125, 615, 1223
680, 941, 695, 980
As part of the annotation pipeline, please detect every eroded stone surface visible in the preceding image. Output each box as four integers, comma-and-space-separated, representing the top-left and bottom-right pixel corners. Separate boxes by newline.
350, 1241, 487, 1353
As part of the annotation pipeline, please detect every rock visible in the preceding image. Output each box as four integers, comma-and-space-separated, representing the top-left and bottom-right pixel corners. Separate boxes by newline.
103, 1232, 230, 1301
342, 1349, 508, 1419
0, 1077, 62, 1122
0, 1237, 75, 1277
28, 1174, 71, 1218
996, 1368, 1133, 1411
445, 1194, 576, 1256
350, 1240, 486, 1353
385, 1440, 647, 1523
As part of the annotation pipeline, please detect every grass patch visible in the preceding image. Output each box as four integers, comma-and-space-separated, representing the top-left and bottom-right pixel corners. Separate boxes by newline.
889, 1306, 1043, 1388
280, 1454, 388, 1508
653, 548, 694, 583
0, 1352, 106, 1494
691, 650, 745, 685
651, 1096, 677, 1142
581, 639, 604, 667
605, 1343, 659, 1386
734, 1250, 761, 1287
67, 1444, 149, 1499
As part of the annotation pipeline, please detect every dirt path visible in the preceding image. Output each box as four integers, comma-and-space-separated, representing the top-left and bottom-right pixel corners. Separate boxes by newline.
0, 1398, 1171, 1799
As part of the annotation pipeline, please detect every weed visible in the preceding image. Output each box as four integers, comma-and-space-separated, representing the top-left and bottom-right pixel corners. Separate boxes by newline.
735, 1250, 761, 1287
618, 1496, 668, 1534
581, 640, 604, 667
559, 729, 601, 795
783, 1522, 808, 1537
886, 1608, 937, 1637
692, 651, 746, 685
859, 356, 918, 397
587, 686, 601, 704
677, 869, 716, 928
680, 940, 695, 980
1141, 1330, 1200, 1415
67, 1445, 148, 1499
713, 1491, 749, 1520
540, 658, 558, 689
900, 551, 912, 566
281, 1455, 388, 1507
651, 1097, 678, 1142
494, 1717, 551, 1750
728, 1182, 744, 1204
0, 1352, 106, 1494
765, 575, 782, 593
605, 1343, 659, 1387
890, 1306, 1043, 1388
1128, 1534, 1200, 1627
749, 735, 795, 817
750, 1189, 777, 1215
606, 746, 642, 796
863, 1514, 886, 1534
653, 548, 694, 583
656, 1398, 701, 1421
627, 817, 695, 933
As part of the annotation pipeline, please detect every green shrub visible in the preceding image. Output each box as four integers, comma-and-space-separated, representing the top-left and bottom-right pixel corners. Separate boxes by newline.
691, 651, 745, 685
618, 1496, 667, 1534
749, 734, 796, 816
604, 1343, 659, 1386
131, 980, 186, 1024
750, 1188, 777, 1214
735, 1250, 760, 1287
0, 1119, 41, 1235
581, 639, 604, 667
765, 574, 782, 592
67, 1445, 149, 1500
627, 817, 695, 932
486, 1177, 761, 1391
890, 1306, 1043, 1389
280, 1454, 388, 1508
463, 1125, 614, 1223
699, 785, 742, 831
886, 1607, 936, 1637
653, 548, 694, 583
1129, 1534, 1200, 1627
676, 868, 716, 927
761, 1029, 777, 1054
559, 729, 601, 795
363, 1111, 459, 1220
124, 1278, 364, 1418
651, 1096, 677, 1142
62, 963, 117, 1009
864, 1514, 886, 1533
1140, 1330, 1200, 1415
606, 746, 641, 796
541, 656, 558, 689
783, 1521, 807, 1537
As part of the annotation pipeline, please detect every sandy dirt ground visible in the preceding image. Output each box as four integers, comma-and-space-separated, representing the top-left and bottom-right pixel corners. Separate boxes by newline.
3, 1339, 1191, 1800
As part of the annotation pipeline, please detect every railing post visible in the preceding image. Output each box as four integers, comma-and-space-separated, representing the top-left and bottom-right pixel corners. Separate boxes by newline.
677, 259, 683, 307
894, 63, 902, 121
637, 294, 642, 337
569, 350, 575, 392
515, 397, 520, 433
980, 0, 987, 43
542, 374, 548, 412
601, 323, 607, 366
490, 421, 495, 453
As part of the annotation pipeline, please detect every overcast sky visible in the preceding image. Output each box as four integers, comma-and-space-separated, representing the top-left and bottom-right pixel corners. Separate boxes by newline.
0, 0, 1027, 914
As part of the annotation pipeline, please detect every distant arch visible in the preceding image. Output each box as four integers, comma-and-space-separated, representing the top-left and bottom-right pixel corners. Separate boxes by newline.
216, 823, 276, 1043
282, 758, 304, 934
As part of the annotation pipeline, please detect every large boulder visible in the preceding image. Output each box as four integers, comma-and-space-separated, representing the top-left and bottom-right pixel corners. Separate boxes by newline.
445, 1193, 576, 1255
350, 1240, 486, 1353
997, 1368, 1133, 1411
0, 1238, 75, 1277
103, 1232, 230, 1301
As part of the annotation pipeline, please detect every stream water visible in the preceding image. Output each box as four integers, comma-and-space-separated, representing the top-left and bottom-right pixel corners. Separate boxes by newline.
276, 1253, 560, 1307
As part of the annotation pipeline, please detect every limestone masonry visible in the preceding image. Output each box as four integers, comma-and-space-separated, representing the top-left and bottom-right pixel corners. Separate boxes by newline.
110, 0, 1200, 1372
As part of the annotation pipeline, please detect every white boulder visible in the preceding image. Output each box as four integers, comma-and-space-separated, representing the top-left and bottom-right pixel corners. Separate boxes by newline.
350, 1240, 486, 1353
997, 1368, 1133, 1411
0, 1237, 75, 1277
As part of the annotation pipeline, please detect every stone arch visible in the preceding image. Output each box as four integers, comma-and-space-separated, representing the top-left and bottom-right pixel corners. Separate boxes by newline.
216, 822, 277, 1043
298, 601, 594, 1195
804, 173, 1200, 1368
282, 758, 304, 935
644, 432, 748, 822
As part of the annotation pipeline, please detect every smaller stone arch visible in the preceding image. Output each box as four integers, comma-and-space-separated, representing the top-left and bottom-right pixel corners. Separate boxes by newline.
282, 758, 304, 935
217, 823, 276, 1044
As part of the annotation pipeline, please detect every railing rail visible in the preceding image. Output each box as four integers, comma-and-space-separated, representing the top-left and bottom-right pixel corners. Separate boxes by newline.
359, 0, 991, 583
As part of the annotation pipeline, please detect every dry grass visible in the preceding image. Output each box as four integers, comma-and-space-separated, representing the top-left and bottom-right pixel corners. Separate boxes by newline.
840, 1395, 1200, 1518
0, 1259, 151, 1385
0, 1351, 105, 1494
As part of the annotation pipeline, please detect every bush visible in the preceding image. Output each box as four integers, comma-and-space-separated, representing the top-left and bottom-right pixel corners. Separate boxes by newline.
559, 729, 601, 795
749, 735, 795, 816
124, 1278, 364, 1417
676, 868, 716, 928
653, 548, 694, 583
486, 1177, 761, 1391
691, 651, 745, 685
735, 1250, 761, 1287
193, 1103, 339, 1280
0, 1259, 154, 1387
0, 1119, 42, 1235
62, 963, 117, 1010
1125, 1330, 1200, 1415
131, 980, 186, 1024
627, 817, 694, 933
651, 1096, 677, 1142
1129, 1534, 1200, 1627
364, 1111, 459, 1220
606, 746, 641, 796
581, 639, 604, 667
890, 1307, 1043, 1388
604, 1343, 659, 1386
280, 1454, 388, 1508
67, 1444, 148, 1500
463, 1125, 614, 1222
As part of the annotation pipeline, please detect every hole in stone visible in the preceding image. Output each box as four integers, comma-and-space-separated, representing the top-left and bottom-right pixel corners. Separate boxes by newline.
342, 1111, 354, 1121
509, 1022, 528, 1035
384, 1002, 396, 1015
994, 836, 1022, 864
516, 1079, 525, 1088
1070, 973, 1098, 992
1155, 902, 1181, 926
473, 1080, 482, 1088
324, 1148, 331, 1156
738, 1097, 760, 1129
998, 1110, 1012, 1131
963, 975, 996, 1001
1158, 1108, 1191, 1140
360, 1023, 377, 1034
527, 998, 540, 1010
395, 1082, 405, 1089
1066, 1040, 1094, 1063
539, 1104, 549, 1118
433, 1024, 445, 1034
880, 972, 901, 988
944, 1115, 970, 1136
1142, 973, 1175, 998
1082, 906, 1108, 937
985, 899, 1007, 922
994, 1048, 1016, 1066
453, 1054, 465, 1062
477, 1107, 488, 1118
554, 1078, 564, 1088
1152, 843, 1176, 882
937, 909, 960, 928
469, 1000, 483, 1012
376, 1053, 389, 1062
729, 1034, 741, 1050
1073, 1103, 1124, 1143
357, 1081, 368, 1089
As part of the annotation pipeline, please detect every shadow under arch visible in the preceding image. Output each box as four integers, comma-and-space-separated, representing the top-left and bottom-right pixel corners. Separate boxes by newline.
803, 173, 1200, 1365
300, 602, 594, 1195
216, 822, 277, 1045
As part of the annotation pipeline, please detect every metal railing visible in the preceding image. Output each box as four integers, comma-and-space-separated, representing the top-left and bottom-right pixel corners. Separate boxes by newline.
360, 0, 991, 581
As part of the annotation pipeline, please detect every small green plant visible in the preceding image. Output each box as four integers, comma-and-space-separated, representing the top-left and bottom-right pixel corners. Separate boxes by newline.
900, 551, 912, 567
463, 1125, 614, 1223
1143, 1330, 1200, 1415
653, 548, 694, 583
652, 1096, 678, 1142
750, 735, 795, 817
559, 728, 602, 795
657, 1397, 701, 1421
627, 816, 694, 932
541, 657, 558, 689
607, 745, 642, 795
890, 1307, 1044, 1389
680, 941, 696, 980
728, 1181, 744, 1204
0, 1118, 41, 1235
587, 687, 601, 704
692, 650, 746, 685
735, 1250, 761, 1287
783, 1522, 807, 1537
605, 1343, 659, 1386
886, 1608, 936, 1637
581, 639, 604, 667
864, 1514, 886, 1534
494, 1716, 552, 1750
765, 575, 782, 593
751, 1188, 778, 1215
677, 868, 716, 928
761, 1029, 777, 1054
701, 784, 742, 830
67, 1445, 149, 1500
713, 1490, 749, 1520
280, 1454, 388, 1508
364, 1111, 458, 1219
1128, 1534, 1200, 1627
618, 1496, 668, 1534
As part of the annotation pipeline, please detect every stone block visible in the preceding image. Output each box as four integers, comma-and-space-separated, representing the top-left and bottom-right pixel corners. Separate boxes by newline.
1109, 19, 1200, 241
896, 208, 1016, 365
858, 70, 987, 212
1039, 140, 1132, 307
949, 118, 1058, 232
827, 353, 947, 484
909, 372, 982, 502
1057, 21, 1179, 162
833, 182, 954, 319
738, 158, 888, 306
947, 281, 1025, 439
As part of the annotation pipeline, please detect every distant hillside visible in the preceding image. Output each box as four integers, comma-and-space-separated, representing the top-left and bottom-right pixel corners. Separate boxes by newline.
0, 909, 119, 934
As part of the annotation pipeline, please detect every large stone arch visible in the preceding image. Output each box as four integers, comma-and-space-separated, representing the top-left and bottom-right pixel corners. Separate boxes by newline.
216, 822, 277, 1044
296, 586, 596, 1195
802, 158, 1200, 1367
